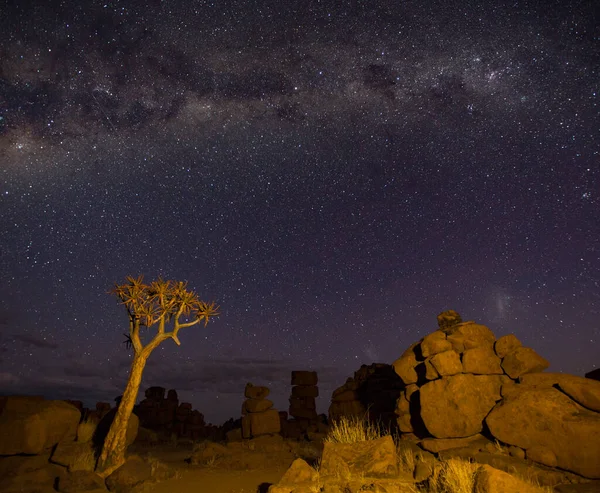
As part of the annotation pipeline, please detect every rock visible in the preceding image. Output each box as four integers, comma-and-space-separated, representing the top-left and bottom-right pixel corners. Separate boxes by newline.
92, 409, 139, 452
0, 396, 81, 455
105, 456, 152, 493
414, 460, 434, 482
437, 310, 463, 332
395, 395, 410, 415
420, 374, 502, 438
419, 434, 488, 453
242, 409, 281, 437
329, 364, 403, 429
470, 451, 580, 487
555, 482, 600, 493
144, 387, 166, 400
462, 347, 503, 374
50, 441, 97, 472
244, 383, 270, 399
329, 400, 365, 421
0, 454, 52, 479
526, 444, 558, 468
508, 446, 525, 460
319, 436, 398, 478
494, 334, 522, 358
473, 464, 543, 493
397, 413, 413, 433
501, 347, 550, 379
291, 371, 318, 386
424, 359, 440, 380
446, 322, 496, 351
429, 350, 463, 376
518, 373, 600, 412
292, 385, 319, 398
0, 462, 66, 493
421, 331, 453, 358
278, 458, 318, 484
331, 389, 359, 401
243, 398, 274, 413
56, 470, 107, 492
486, 387, 600, 478
392, 343, 420, 385
188, 442, 229, 465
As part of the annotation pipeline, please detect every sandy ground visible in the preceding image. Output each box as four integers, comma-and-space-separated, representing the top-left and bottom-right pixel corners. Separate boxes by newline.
132, 442, 290, 493
145, 467, 288, 493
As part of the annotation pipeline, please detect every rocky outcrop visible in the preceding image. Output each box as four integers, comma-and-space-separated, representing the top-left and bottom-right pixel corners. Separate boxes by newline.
329, 363, 404, 430
486, 387, 600, 478
419, 374, 502, 438
0, 396, 165, 493
391, 310, 600, 479
134, 386, 208, 440
0, 396, 80, 455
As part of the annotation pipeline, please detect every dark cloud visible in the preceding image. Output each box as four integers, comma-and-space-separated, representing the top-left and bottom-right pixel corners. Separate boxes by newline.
12, 333, 59, 349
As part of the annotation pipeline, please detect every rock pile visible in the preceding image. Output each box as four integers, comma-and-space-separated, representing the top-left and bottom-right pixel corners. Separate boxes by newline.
392, 310, 600, 479
0, 395, 145, 492
329, 363, 404, 429
241, 383, 281, 438
134, 386, 207, 440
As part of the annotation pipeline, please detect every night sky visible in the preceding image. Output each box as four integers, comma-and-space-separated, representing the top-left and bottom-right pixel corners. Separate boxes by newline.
1, 0, 598, 425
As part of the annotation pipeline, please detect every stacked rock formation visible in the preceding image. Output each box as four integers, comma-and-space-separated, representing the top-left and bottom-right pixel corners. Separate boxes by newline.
282, 371, 326, 439
329, 363, 404, 430
134, 386, 207, 439
289, 371, 319, 421
241, 383, 281, 438
392, 310, 600, 479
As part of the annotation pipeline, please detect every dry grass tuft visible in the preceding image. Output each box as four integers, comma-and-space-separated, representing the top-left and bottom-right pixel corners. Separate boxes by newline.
70, 442, 98, 471
427, 459, 477, 493
324, 415, 384, 444
76, 417, 98, 443
396, 445, 416, 474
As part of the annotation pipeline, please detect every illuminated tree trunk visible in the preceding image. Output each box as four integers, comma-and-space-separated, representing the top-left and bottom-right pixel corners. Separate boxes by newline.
96, 351, 148, 477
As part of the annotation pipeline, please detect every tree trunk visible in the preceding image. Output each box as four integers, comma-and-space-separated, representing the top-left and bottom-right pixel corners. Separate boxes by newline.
96, 352, 148, 477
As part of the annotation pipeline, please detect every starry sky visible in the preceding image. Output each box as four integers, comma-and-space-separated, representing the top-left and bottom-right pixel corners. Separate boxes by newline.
0, 0, 598, 425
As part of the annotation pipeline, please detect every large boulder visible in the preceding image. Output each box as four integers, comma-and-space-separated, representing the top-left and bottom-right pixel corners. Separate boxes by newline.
421, 331, 453, 357
462, 347, 503, 375
241, 409, 281, 437
518, 373, 600, 412
501, 347, 549, 379
319, 436, 398, 478
473, 464, 545, 493
486, 387, 600, 478
0, 396, 81, 455
93, 408, 139, 452
420, 374, 502, 438
392, 343, 420, 385
429, 350, 462, 376
445, 322, 496, 352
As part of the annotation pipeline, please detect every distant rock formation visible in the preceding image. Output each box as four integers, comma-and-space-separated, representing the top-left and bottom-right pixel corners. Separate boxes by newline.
586, 368, 600, 381
329, 363, 404, 430
134, 386, 208, 440
392, 310, 600, 479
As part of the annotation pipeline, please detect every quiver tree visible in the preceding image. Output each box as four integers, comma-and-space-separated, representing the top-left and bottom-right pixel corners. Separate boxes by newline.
96, 275, 219, 476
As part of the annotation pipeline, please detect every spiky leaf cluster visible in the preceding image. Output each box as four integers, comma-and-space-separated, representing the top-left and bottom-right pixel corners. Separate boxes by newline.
111, 275, 219, 328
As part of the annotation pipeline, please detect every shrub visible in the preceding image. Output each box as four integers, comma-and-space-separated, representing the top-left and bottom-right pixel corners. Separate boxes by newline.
76, 417, 98, 444
324, 415, 384, 444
